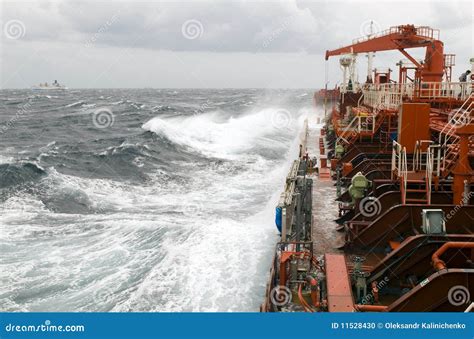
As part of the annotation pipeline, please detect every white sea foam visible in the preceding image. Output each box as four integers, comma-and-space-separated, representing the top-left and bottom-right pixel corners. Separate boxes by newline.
142, 107, 303, 159
1, 95, 313, 311
65, 101, 84, 108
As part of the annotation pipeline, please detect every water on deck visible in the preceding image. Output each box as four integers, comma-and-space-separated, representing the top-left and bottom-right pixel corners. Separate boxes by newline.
306, 119, 344, 255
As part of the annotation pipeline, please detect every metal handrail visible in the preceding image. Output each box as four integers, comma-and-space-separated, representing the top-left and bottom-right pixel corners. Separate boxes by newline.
352, 25, 439, 45
392, 140, 408, 203
426, 145, 435, 204
437, 94, 474, 174
362, 82, 472, 110
392, 140, 403, 180
402, 147, 407, 184
337, 113, 379, 147
439, 94, 474, 141
413, 140, 433, 171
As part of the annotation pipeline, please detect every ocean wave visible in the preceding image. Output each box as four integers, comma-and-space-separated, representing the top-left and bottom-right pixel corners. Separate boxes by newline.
0, 88, 310, 312
97, 142, 152, 159
0, 162, 46, 189
142, 108, 301, 159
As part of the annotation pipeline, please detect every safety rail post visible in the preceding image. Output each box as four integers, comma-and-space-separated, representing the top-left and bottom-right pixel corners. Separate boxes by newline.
413, 140, 433, 172
401, 146, 408, 205
392, 141, 408, 203
426, 145, 435, 204
392, 140, 402, 180
429, 144, 441, 181
413, 141, 419, 171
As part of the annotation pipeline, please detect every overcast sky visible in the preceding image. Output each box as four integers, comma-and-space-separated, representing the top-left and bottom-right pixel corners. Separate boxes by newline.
0, 0, 472, 88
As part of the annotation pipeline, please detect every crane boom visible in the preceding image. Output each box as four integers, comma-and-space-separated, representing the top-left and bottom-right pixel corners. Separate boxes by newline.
325, 25, 445, 82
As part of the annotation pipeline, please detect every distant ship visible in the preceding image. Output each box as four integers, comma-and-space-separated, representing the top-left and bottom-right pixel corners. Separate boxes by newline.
32, 80, 67, 90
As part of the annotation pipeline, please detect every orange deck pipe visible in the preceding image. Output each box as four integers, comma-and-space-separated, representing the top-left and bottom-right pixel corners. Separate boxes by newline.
298, 283, 313, 313
355, 304, 388, 312
432, 242, 474, 271
307, 276, 320, 308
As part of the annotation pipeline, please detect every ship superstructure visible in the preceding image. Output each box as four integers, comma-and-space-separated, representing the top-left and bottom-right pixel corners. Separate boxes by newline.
262, 25, 474, 313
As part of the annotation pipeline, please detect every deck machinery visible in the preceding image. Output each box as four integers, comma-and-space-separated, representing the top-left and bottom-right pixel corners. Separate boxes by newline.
262, 25, 474, 313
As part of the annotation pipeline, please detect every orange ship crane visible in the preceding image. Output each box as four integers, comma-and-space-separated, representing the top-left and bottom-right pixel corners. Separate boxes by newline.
325, 25, 445, 83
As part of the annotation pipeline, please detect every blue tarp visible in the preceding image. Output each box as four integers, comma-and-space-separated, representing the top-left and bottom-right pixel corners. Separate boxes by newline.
275, 207, 282, 233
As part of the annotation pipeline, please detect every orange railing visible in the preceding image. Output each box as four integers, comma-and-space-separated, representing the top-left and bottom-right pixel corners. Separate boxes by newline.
352, 25, 439, 45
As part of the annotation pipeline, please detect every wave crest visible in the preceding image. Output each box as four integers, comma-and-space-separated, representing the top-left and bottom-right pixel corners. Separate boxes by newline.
142, 108, 302, 158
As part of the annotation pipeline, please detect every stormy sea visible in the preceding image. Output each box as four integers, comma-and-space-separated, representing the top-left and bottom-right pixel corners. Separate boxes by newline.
0, 88, 313, 311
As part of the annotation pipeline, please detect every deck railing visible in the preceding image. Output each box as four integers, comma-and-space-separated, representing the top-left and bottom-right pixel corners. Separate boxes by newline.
336, 114, 377, 146
426, 145, 436, 204
417, 82, 471, 101
392, 140, 406, 181
352, 25, 439, 45
362, 82, 472, 110
437, 94, 474, 176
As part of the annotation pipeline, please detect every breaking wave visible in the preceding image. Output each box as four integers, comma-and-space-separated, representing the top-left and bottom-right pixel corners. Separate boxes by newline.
0, 88, 312, 311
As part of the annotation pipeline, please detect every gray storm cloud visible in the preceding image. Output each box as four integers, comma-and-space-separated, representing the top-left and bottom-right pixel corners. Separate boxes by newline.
1, 0, 472, 88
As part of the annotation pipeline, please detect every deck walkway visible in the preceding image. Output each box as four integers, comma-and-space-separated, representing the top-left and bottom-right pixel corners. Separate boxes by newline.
305, 114, 344, 255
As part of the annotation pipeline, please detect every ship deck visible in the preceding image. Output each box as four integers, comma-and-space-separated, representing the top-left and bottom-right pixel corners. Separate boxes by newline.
306, 119, 344, 255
